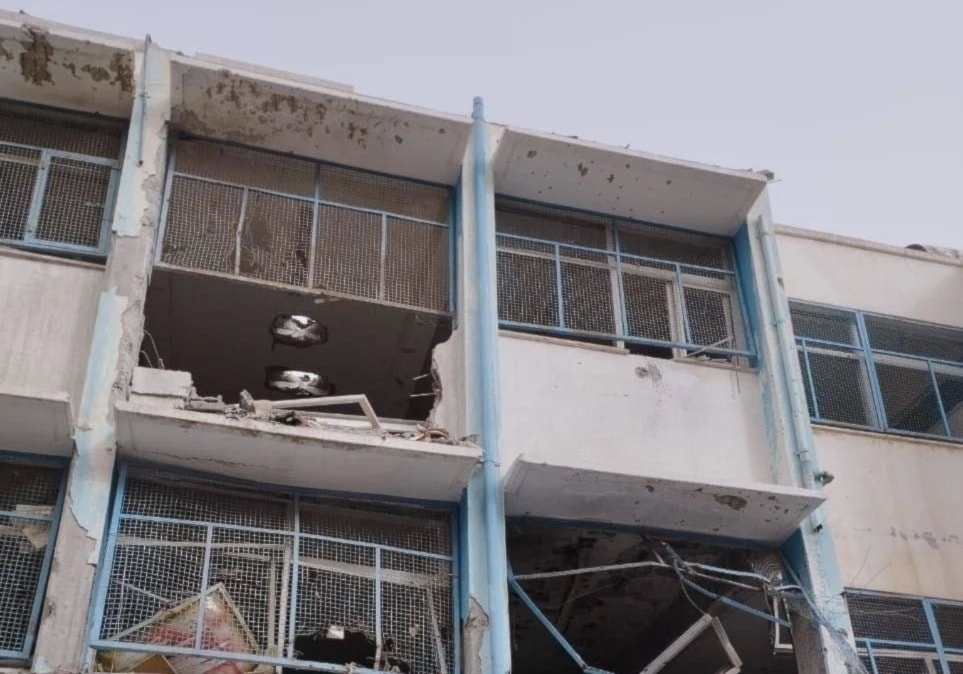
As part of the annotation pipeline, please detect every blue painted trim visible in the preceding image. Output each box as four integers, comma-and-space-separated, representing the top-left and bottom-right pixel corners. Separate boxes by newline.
508, 573, 591, 671
0, 449, 70, 466
553, 243, 565, 329
854, 311, 889, 429
88, 461, 128, 647
472, 97, 512, 674
450, 496, 463, 674
800, 340, 820, 419
286, 492, 301, 659
449, 176, 460, 315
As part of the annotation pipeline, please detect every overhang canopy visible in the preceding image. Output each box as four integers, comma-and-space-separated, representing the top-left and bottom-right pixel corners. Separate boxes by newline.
0, 11, 136, 118
0, 386, 73, 456
492, 127, 768, 236
115, 401, 480, 502
171, 55, 472, 185
504, 456, 824, 544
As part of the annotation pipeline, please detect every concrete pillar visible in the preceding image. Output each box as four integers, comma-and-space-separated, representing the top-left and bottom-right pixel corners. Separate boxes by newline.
30, 41, 171, 674
741, 192, 858, 674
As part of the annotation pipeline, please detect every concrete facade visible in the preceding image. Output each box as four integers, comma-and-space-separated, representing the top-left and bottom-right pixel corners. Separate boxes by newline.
0, 10, 960, 674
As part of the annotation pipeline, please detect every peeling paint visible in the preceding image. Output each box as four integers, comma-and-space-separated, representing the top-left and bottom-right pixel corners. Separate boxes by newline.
19, 27, 54, 85
81, 63, 111, 83
0, 39, 13, 61
463, 596, 489, 674
109, 52, 134, 93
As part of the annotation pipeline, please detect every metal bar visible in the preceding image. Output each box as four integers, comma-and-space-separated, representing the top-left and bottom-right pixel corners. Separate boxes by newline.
927, 359, 953, 437
374, 547, 383, 670
101, 167, 121, 253
307, 162, 320, 289
514, 560, 669, 581
924, 599, 951, 674
611, 219, 629, 346
88, 462, 129, 645
286, 492, 301, 659
0, 140, 120, 166
23, 150, 51, 241
154, 140, 177, 265
4, 237, 104, 257
449, 504, 462, 674
554, 243, 565, 329
447, 184, 457, 313
508, 575, 591, 671
20, 461, 69, 657
674, 264, 693, 345
856, 311, 889, 430
869, 348, 963, 368
425, 584, 449, 674
865, 642, 880, 674
264, 394, 383, 431
171, 172, 449, 227
0, 508, 55, 522
235, 187, 249, 275
379, 212, 388, 301
801, 339, 821, 420
195, 523, 215, 650
729, 244, 755, 356
640, 614, 713, 673
498, 321, 754, 357
87, 639, 385, 674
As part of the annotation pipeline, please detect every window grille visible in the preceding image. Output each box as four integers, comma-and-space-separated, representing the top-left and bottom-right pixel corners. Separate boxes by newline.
494, 197, 750, 358
91, 465, 456, 674
791, 302, 963, 441
0, 103, 124, 257
847, 590, 963, 674
157, 138, 452, 314
0, 455, 67, 661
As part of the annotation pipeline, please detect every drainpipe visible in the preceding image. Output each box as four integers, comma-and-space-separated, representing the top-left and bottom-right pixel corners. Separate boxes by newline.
472, 96, 512, 674
757, 215, 819, 492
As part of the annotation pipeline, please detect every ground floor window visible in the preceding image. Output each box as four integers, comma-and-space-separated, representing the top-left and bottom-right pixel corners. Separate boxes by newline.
0, 453, 66, 661
91, 464, 457, 674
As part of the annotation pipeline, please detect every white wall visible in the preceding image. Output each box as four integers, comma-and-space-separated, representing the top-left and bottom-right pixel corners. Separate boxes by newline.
499, 333, 778, 486
777, 228, 963, 327
817, 427, 963, 600
0, 250, 103, 413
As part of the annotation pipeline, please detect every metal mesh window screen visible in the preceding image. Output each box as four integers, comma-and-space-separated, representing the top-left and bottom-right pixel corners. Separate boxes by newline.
847, 591, 963, 674
494, 197, 746, 355
96, 468, 455, 674
790, 303, 963, 441
160, 138, 451, 313
0, 105, 122, 255
0, 459, 64, 658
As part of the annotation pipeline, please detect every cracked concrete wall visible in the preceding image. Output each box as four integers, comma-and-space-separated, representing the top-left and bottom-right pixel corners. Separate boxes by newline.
30, 42, 170, 674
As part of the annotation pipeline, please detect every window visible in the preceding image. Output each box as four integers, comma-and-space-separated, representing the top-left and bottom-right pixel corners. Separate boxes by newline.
91, 464, 456, 674
0, 102, 124, 258
846, 590, 963, 673
791, 302, 963, 441
494, 197, 750, 359
157, 137, 452, 314
0, 455, 66, 661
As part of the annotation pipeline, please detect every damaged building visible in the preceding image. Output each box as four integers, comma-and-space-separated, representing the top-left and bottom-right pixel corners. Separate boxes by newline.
1, 10, 962, 674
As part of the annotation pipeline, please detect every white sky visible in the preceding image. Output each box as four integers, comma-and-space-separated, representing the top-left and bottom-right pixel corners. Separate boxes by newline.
11, 0, 963, 248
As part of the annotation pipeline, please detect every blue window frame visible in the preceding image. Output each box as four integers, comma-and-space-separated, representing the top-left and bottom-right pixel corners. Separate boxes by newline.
494, 196, 754, 359
846, 590, 963, 673
89, 463, 459, 674
790, 302, 963, 442
154, 136, 454, 315
0, 102, 124, 258
0, 452, 68, 662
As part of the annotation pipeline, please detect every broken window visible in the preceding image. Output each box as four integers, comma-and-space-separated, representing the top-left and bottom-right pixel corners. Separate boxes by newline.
507, 521, 799, 674
0, 455, 66, 662
791, 303, 963, 441
0, 102, 124, 258
92, 465, 456, 674
494, 197, 749, 361
846, 590, 963, 673
144, 137, 453, 420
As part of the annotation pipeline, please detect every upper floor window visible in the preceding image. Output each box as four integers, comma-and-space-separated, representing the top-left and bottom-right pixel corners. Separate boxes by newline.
791, 302, 963, 441
846, 590, 963, 672
0, 455, 66, 662
0, 102, 124, 258
495, 197, 751, 360
157, 136, 452, 314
